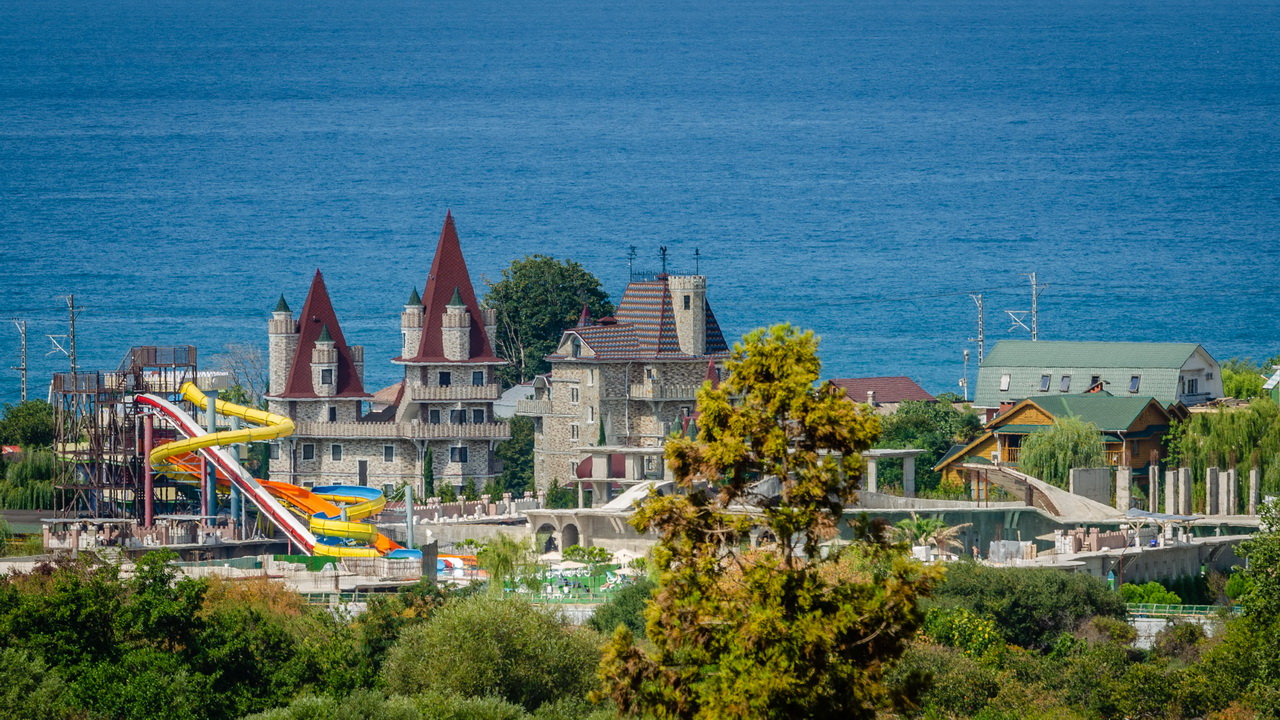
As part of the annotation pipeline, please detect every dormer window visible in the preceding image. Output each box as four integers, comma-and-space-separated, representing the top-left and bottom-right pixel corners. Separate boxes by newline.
1059, 375, 1071, 392
999, 374, 1011, 391
1039, 374, 1051, 392
1129, 375, 1141, 393
571, 336, 581, 358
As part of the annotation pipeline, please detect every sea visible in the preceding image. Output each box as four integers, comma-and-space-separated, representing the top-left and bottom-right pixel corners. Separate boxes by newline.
2, 0, 1279, 404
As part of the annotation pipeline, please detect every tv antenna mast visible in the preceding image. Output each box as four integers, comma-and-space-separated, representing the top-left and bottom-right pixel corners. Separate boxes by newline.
46, 295, 80, 375
11, 320, 27, 402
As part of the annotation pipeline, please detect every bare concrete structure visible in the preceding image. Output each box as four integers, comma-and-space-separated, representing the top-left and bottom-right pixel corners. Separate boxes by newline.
1206, 467, 1220, 515
1115, 466, 1132, 511
1179, 467, 1192, 515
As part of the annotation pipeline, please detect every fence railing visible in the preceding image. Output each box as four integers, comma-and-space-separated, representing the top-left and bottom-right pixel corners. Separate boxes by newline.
1126, 603, 1238, 618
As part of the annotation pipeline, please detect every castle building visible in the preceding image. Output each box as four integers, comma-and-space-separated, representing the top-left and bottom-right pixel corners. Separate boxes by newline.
516, 273, 729, 500
266, 213, 510, 491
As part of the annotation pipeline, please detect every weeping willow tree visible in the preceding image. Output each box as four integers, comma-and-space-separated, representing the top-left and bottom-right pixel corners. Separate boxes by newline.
1018, 416, 1106, 489
1165, 397, 1280, 508
0, 451, 56, 510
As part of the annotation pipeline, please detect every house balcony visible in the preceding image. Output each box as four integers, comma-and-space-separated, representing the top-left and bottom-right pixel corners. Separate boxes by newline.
1002, 446, 1021, 464
628, 383, 701, 401
295, 420, 511, 441
515, 398, 553, 416
405, 383, 502, 402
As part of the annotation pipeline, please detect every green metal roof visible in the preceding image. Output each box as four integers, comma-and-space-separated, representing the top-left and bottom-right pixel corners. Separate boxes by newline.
1020, 394, 1160, 432
407, 287, 422, 306
274, 294, 290, 313
974, 340, 1211, 408
317, 324, 332, 343
448, 287, 465, 307
983, 341, 1201, 369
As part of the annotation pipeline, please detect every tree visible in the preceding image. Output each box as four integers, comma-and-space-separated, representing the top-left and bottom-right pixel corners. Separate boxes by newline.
0, 401, 55, 448
875, 400, 981, 495
495, 416, 534, 495
1017, 416, 1105, 489
477, 533, 535, 594
588, 577, 656, 636
383, 594, 601, 712
212, 344, 269, 407
421, 448, 435, 497
1221, 356, 1274, 400
597, 324, 940, 719
483, 255, 613, 387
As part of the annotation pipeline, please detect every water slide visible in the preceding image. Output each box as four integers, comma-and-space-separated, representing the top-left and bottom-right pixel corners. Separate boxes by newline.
139, 383, 419, 558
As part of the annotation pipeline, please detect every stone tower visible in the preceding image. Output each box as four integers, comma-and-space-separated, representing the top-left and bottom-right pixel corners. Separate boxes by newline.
668, 275, 707, 356
400, 288, 424, 359
268, 295, 299, 397
441, 288, 471, 361
310, 325, 338, 397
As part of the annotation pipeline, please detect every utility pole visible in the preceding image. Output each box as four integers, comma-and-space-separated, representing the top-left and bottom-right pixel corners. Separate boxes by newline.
694, 248, 701, 274
1024, 273, 1047, 341
659, 246, 668, 275
67, 295, 78, 374
969, 293, 985, 363
962, 348, 970, 402
11, 320, 27, 402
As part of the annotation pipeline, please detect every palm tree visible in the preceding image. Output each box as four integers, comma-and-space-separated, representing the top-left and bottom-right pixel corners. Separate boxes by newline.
925, 522, 972, 557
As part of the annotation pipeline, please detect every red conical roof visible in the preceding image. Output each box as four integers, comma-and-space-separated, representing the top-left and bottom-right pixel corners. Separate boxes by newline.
278, 270, 370, 398
400, 212, 501, 363
577, 304, 592, 327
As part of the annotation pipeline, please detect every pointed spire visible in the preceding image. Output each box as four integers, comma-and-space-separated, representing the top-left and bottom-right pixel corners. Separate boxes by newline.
448, 286, 465, 307
274, 294, 290, 313
404, 212, 500, 361
407, 287, 422, 306
278, 270, 369, 398
577, 304, 591, 327
705, 360, 720, 389
317, 324, 332, 343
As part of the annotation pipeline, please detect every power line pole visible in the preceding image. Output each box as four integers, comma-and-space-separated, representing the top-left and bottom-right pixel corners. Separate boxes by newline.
969, 293, 985, 363
67, 295, 79, 375
1025, 273, 1047, 341
11, 320, 27, 402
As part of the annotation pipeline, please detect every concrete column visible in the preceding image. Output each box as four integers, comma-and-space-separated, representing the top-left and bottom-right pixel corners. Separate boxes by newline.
205, 389, 219, 521
1206, 467, 1220, 515
405, 484, 415, 549
1249, 466, 1260, 516
1164, 469, 1177, 516
1224, 468, 1237, 516
865, 458, 878, 493
230, 415, 242, 531
903, 456, 916, 498
1115, 466, 1132, 511
1179, 468, 1192, 515
1148, 463, 1159, 513
577, 481, 585, 508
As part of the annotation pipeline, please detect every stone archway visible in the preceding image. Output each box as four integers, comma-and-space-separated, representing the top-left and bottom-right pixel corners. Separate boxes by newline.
561, 523, 580, 549
536, 523, 558, 553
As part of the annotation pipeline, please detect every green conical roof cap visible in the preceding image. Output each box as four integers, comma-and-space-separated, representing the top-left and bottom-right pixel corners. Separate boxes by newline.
407, 287, 422, 306
448, 287, 465, 307
274, 295, 290, 313
317, 325, 332, 342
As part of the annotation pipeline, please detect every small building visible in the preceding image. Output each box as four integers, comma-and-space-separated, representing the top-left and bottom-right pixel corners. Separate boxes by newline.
829, 376, 935, 414
934, 393, 1175, 488
973, 340, 1221, 415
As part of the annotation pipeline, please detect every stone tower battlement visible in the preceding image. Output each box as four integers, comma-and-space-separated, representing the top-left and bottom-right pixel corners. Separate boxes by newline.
668, 275, 707, 356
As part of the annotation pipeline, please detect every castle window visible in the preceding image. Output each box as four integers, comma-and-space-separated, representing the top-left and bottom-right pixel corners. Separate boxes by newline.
331, 444, 343, 461
571, 337, 581, 357
321, 369, 333, 385
450, 446, 469, 463
570, 387, 579, 404
472, 409, 485, 424
302, 443, 315, 460
429, 409, 441, 424
587, 406, 595, 423
328, 406, 337, 422
439, 371, 452, 387
269, 443, 280, 460
683, 295, 691, 310
450, 409, 467, 424
383, 445, 395, 462
570, 424, 580, 440
587, 369, 595, 386
472, 370, 484, 386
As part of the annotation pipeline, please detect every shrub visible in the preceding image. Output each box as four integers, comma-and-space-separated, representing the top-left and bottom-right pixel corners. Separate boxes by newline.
1075, 616, 1137, 647
587, 577, 654, 636
383, 595, 600, 711
1153, 621, 1207, 664
1121, 580, 1182, 605
888, 642, 999, 718
923, 606, 1003, 657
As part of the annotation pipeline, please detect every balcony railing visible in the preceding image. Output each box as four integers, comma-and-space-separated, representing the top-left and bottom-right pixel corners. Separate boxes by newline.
405, 383, 501, 402
515, 398, 553, 416
1003, 446, 1021, 463
628, 383, 701, 401
295, 421, 511, 441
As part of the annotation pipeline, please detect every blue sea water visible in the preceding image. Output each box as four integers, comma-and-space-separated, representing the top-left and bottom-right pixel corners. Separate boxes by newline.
1, 0, 1279, 404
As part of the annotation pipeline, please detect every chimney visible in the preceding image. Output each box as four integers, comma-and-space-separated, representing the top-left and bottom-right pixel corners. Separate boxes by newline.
867, 390, 876, 405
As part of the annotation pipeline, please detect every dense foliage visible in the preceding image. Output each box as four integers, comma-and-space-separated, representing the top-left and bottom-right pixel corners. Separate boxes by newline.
0, 450, 56, 510
1164, 397, 1280, 506
483, 255, 614, 387
874, 399, 982, 495
587, 577, 655, 636
598, 324, 940, 719
1120, 580, 1182, 605
1018, 416, 1106, 489
0, 400, 55, 448
495, 416, 535, 495
1221, 356, 1275, 400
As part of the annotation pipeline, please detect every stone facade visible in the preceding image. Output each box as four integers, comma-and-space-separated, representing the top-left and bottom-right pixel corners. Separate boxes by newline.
518, 273, 729, 496
265, 214, 510, 493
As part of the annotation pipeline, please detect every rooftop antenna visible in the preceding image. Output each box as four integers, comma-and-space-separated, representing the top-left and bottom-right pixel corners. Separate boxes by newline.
694, 248, 701, 274
11, 319, 27, 402
1024, 272, 1048, 340
46, 295, 80, 375
968, 293, 985, 363
659, 246, 668, 276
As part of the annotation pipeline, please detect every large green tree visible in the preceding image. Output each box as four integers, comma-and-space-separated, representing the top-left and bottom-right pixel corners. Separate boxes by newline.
0, 401, 55, 448
1017, 416, 1106, 489
483, 255, 613, 386
495, 416, 534, 495
875, 400, 982, 495
597, 324, 940, 719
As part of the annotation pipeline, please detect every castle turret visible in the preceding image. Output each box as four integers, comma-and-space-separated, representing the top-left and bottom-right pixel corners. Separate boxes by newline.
442, 287, 471, 361
268, 295, 298, 397
668, 275, 707, 356
482, 306, 498, 357
401, 287, 424, 358
311, 325, 338, 397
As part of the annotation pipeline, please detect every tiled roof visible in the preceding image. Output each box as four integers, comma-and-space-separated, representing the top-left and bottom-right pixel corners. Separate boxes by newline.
830, 376, 935, 403
371, 381, 405, 408
278, 271, 370, 399
399, 212, 501, 364
552, 276, 729, 361
1020, 394, 1166, 433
